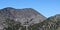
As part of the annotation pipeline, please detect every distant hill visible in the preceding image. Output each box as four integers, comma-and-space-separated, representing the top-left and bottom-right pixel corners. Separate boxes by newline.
0, 7, 46, 30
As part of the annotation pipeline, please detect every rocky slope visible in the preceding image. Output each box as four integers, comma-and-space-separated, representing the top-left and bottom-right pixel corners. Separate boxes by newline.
3, 14, 60, 30
0, 7, 60, 30
0, 7, 46, 30
28, 14, 60, 30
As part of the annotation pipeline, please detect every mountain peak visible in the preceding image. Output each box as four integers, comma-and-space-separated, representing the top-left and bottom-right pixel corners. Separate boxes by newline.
0, 7, 47, 30
3, 7, 15, 9
0, 7, 15, 12
0, 7, 46, 26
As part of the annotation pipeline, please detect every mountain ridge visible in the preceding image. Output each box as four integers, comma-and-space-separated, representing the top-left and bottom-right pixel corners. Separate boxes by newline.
0, 7, 46, 30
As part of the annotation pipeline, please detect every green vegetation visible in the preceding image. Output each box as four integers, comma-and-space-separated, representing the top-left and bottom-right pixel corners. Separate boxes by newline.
3, 18, 22, 30
28, 16, 60, 30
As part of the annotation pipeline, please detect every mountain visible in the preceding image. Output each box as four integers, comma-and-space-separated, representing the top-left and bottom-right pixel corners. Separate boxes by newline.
28, 14, 60, 30
0, 7, 46, 30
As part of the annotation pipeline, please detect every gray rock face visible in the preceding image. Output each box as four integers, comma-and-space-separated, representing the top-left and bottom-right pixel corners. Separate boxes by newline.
0, 7, 46, 30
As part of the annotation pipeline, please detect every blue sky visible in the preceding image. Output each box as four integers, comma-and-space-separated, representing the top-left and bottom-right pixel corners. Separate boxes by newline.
0, 0, 60, 17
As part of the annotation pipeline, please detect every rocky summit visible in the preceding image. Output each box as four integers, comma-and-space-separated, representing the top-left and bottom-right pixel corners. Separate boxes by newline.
0, 7, 46, 30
